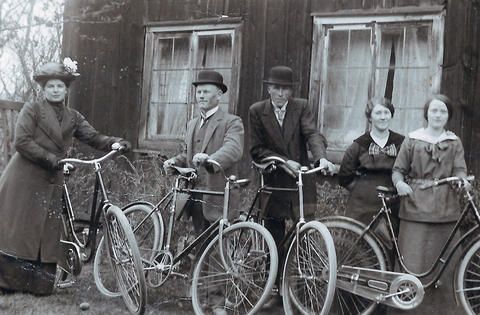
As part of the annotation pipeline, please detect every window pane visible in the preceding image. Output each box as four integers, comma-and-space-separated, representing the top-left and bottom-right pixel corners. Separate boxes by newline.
193, 33, 233, 113
323, 29, 372, 150
196, 33, 233, 69
148, 36, 190, 138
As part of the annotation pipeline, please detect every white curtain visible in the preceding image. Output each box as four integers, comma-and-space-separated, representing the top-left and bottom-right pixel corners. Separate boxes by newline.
376, 25, 430, 136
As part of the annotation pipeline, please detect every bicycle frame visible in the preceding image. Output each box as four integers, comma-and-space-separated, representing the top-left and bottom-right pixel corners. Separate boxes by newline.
60, 149, 121, 254
247, 157, 326, 268
333, 176, 479, 309
141, 160, 250, 279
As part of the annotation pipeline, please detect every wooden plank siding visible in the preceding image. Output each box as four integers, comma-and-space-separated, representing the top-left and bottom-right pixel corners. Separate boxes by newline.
63, 0, 480, 176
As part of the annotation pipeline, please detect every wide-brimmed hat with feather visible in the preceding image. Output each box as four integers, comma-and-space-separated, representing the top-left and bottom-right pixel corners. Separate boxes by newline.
33, 58, 80, 85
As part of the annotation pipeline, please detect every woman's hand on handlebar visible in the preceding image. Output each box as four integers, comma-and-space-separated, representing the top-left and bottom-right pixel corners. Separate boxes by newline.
395, 180, 413, 196
460, 178, 472, 192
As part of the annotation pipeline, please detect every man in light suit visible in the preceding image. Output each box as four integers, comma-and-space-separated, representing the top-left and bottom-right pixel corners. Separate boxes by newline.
249, 66, 334, 306
163, 70, 244, 237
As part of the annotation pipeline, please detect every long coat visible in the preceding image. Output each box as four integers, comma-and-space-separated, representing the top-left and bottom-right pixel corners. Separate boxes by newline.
0, 100, 121, 262
249, 98, 328, 218
171, 108, 244, 222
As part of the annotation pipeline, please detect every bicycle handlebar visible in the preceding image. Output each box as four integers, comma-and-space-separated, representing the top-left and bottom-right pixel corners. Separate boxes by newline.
419, 175, 475, 189
59, 147, 121, 166
259, 156, 326, 176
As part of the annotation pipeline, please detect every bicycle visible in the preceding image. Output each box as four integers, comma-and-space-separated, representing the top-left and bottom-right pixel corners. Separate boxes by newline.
322, 175, 479, 315
58, 144, 147, 315
94, 158, 279, 315
247, 156, 337, 315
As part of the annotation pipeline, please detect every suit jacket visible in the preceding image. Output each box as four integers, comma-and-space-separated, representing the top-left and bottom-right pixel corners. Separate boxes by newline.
171, 108, 244, 222
0, 100, 121, 262
249, 98, 328, 217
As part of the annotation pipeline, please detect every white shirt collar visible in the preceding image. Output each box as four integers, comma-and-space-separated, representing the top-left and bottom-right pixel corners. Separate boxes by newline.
201, 106, 219, 119
271, 100, 288, 111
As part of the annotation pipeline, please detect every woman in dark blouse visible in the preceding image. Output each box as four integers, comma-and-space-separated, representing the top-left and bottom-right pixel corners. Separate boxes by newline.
338, 98, 404, 226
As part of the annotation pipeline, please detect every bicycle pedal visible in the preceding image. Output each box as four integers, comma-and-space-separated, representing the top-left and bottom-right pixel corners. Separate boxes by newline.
170, 271, 188, 279
56, 278, 75, 289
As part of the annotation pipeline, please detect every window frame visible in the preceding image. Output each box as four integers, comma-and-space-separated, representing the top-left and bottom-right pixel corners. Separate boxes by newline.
139, 22, 242, 151
309, 9, 445, 162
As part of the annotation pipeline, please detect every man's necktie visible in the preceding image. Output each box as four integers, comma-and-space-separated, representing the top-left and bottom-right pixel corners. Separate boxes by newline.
199, 116, 208, 129
274, 106, 286, 127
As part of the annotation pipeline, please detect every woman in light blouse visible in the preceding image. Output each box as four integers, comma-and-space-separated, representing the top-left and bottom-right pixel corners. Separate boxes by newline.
390, 94, 469, 314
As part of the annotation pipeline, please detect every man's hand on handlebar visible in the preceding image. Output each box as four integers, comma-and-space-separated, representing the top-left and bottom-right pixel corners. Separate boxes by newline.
280, 160, 301, 178
317, 158, 336, 175
192, 153, 209, 167
163, 158, 177, 175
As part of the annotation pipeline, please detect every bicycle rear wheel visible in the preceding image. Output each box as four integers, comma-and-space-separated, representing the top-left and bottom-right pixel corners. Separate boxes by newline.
94, 203, 161, 296
455, 238, 480, 315
324, 218, 387, 315
104, 205, 147, 315
282, 221, 337, 315
191, 222, 278, 315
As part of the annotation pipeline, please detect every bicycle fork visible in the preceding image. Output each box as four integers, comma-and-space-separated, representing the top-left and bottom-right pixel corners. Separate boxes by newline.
337, 266, 424, 310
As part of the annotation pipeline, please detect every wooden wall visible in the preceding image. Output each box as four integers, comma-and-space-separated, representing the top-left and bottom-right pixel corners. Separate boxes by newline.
63, 0, 144, 149
63, 0, 480, 176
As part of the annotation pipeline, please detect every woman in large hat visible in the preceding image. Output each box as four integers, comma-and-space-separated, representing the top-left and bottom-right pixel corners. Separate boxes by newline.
0, 59, 131, 295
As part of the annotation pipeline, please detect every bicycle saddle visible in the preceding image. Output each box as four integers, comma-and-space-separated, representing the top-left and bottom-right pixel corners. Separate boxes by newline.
172, 165, 197, 177
376, 186, 397, 193
252, 160, 276, 172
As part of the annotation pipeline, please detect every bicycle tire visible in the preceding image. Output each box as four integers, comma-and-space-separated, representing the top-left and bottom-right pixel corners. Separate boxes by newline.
104, 205, 147, 315
94, 236, 121, 297
94, 203, 162, 296
455, 237, 480, 315
191, 222, 278, 315
123, 203, 163, 263
324, 219, 387, 315
282, 221, 337, 315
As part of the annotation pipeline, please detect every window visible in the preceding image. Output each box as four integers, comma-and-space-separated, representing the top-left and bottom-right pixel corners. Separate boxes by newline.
310, 11, 445, 161
139, 23, 241, 150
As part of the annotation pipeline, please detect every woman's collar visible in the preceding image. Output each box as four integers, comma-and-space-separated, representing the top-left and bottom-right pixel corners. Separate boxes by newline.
409, 128, 458, 144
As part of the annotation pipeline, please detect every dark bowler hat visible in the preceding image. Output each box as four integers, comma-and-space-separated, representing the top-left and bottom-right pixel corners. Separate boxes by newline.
33, 62, 79, 85
193, 70, 228, 93
263, 66, 298, 86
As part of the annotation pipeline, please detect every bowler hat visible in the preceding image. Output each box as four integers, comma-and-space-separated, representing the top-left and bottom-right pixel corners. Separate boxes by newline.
263, 66, 298, 86
33, 62, 79, 86
193, 70, 228, 93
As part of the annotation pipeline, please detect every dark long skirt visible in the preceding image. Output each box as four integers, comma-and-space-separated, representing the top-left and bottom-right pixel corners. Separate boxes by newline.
0, 252, 56, 295
387, 220, 461, 314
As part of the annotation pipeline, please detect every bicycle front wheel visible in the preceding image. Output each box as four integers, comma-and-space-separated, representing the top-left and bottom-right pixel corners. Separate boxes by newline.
94, 203, 162, 296
455, 238, 480, 315
104, 205, 147, 315
282, 221, 337, 315
191, 222, 278, 315
324, 218, 387, 315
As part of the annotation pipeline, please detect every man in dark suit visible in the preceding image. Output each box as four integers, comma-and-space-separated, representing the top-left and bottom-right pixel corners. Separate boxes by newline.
163, 70, 244, 237
250, 65, 334, 239
249, 66, 334, 305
